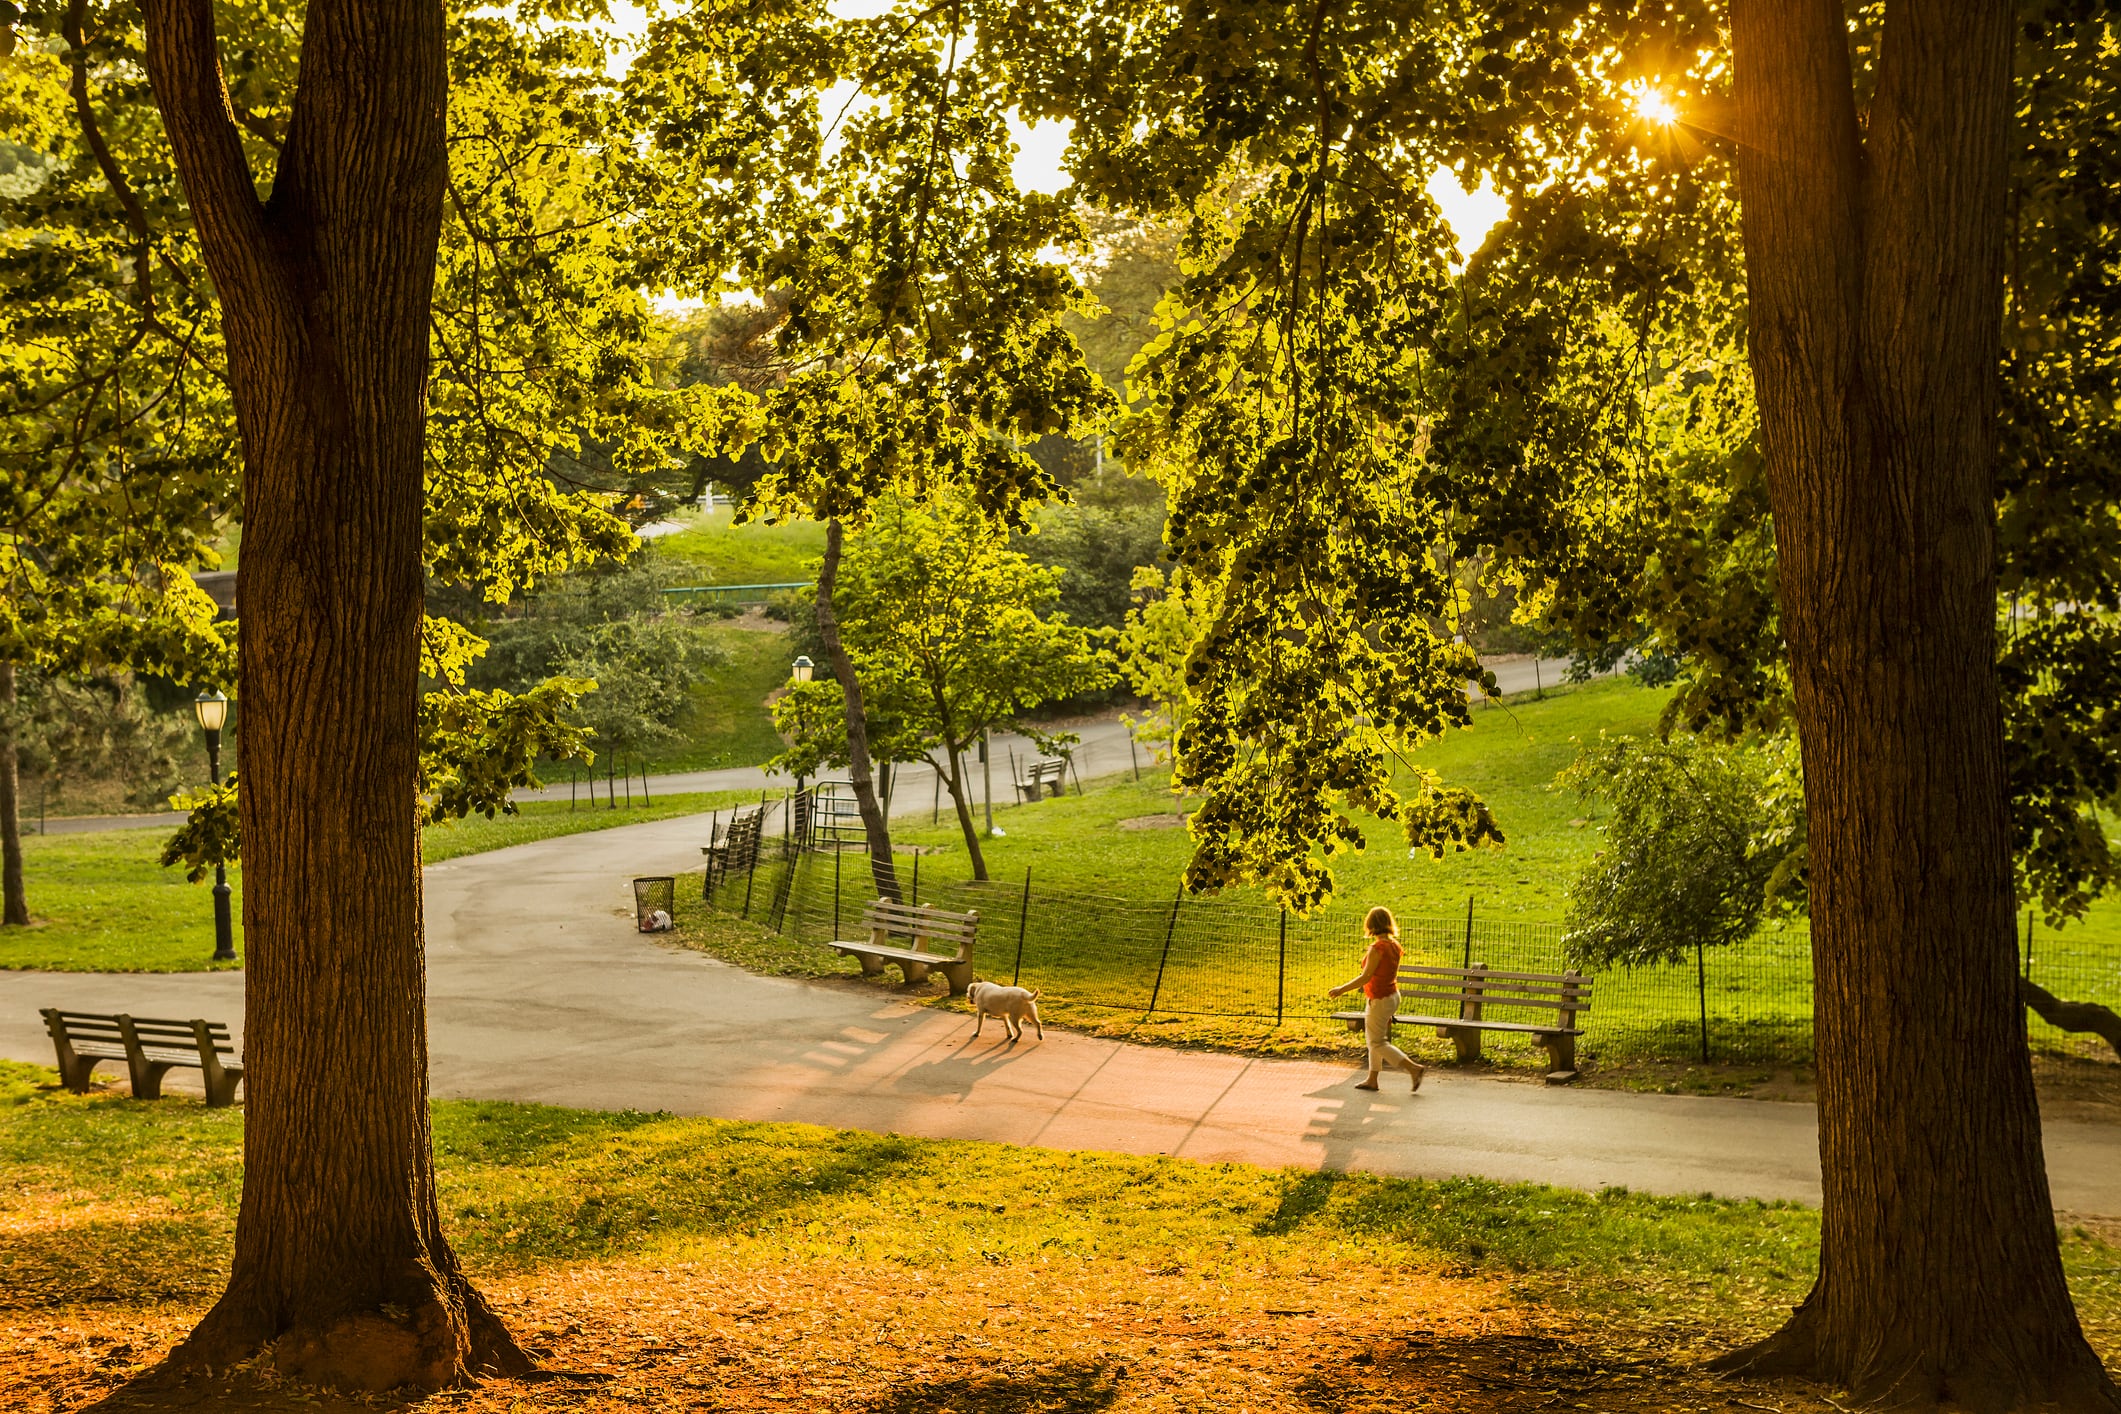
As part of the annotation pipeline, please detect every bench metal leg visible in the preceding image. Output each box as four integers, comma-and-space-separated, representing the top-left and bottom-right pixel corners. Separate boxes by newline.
1541, 1033, 1578, 1082
204, 1068, 244, 1108
130, 1060, 177, 1101
56, 1054, 104, 1093
1437, 1025, 1483, 1064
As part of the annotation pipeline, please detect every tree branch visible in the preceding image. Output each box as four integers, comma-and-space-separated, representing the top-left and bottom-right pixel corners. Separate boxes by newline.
2022, 978, 2121, 1062
137, 0, 272, 298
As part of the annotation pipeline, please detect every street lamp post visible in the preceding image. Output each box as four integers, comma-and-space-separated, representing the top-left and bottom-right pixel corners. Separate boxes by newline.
193, 690, 235, 962
789, 655, 814, 795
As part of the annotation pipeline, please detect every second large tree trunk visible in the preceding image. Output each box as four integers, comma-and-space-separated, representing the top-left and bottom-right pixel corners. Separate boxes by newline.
817, 518, 900, 900
0, 663, 27, 927
142, 0, 526, 1391
1720, 4, 2116, 1406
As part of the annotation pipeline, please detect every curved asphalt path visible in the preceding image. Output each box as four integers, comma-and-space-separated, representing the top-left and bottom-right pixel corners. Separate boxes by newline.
3, 811, 2118, 1214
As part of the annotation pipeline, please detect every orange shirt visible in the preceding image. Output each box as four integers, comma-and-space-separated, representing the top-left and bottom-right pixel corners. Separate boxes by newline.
1364, 936, 1403, 999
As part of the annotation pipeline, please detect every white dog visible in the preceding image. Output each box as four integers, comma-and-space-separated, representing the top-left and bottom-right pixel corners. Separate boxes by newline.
965, 981, 1044, 1042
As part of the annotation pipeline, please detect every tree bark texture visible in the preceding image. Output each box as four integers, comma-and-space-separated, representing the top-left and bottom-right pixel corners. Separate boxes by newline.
0, 663, 27, 927
139, 0, 527, 1390
1722, 3, 2116, 1407
817, 518, 900, 900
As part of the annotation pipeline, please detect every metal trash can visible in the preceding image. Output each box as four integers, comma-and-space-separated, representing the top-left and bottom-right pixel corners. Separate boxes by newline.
632, 876, 676, 933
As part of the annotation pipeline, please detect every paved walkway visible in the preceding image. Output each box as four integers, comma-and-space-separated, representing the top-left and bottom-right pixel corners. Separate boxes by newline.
4, 813, 2117, 1212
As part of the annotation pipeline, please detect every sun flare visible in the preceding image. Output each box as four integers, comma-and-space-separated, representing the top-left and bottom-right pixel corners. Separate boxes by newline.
1625, 79, 1680, 127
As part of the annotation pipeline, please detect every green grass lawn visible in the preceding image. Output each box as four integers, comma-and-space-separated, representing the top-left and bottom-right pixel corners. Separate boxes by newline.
0, 792, 754, 973
0, 1064, 2112, 1406
648, 622, 798, 774
651, 506, 825, 586
675, 677, 2121, 1070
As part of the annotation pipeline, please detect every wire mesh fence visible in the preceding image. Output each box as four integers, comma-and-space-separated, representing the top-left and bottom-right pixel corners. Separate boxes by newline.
694, 796, 2121, 1067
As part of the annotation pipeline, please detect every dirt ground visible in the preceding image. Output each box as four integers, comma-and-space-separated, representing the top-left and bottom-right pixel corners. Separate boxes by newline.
4, 1261, 1846, 1414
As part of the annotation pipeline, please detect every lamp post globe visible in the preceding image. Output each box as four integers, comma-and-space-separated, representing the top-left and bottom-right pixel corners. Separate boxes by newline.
192, 690, 236, 963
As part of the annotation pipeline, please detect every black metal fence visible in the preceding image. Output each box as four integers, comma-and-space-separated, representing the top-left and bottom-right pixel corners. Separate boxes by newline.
695, 806, 2121, 1067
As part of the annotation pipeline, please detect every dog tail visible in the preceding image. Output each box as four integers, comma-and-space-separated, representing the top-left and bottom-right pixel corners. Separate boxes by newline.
1029, 990, 1040, 1000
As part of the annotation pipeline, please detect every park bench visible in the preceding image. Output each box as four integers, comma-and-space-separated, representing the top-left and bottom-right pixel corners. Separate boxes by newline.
701, 806, 765, 898
1331, 963, 1593, 1083
832, 898, 980, 996
1014, 757, 1067, 801
40, 1008, 245, 1106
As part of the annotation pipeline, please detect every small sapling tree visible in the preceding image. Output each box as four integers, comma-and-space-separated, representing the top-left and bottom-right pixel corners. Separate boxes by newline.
773, 494, 1114, 879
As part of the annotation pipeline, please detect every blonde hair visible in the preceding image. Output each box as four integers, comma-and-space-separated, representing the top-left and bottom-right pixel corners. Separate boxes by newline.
1364, 905, 1398, 939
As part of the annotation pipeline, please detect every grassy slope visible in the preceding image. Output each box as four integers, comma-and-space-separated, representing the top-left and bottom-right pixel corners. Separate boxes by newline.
676, 677, 2121, 1067
0, 1066, 2111, 1407
0, 792, 755, 973
652, 624, 793, 774
651, 507, 824, 585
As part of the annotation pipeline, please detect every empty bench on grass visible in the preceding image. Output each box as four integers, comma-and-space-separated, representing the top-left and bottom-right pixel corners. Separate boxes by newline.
1014, 758, 1067, 801
1331, 964, 1593, 1083
832, 898, 980, 997
41, 1008, 245, 1106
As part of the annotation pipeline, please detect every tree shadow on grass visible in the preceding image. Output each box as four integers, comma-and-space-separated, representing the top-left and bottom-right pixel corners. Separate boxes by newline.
854, 1358, 1121, 1414
1294, 1331, 1840, 1412
1251, 1169, 1346, 1236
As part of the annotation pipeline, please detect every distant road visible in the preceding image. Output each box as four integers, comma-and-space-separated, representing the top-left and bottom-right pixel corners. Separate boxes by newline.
29, 656, 1592, 837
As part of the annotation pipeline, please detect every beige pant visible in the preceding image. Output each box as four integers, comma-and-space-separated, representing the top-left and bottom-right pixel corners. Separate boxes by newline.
1365, 992, 1419, 1075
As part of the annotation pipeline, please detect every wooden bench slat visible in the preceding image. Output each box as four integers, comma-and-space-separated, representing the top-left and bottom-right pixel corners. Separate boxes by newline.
1329, 1011, 1584, 1038
1391, 989, 1593, 1010
1399, 966, 1593, 990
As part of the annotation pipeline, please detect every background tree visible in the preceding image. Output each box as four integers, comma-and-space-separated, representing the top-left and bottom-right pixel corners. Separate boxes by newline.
1115, 563, 1215, 764
773, 493, 1113, 877
619, 0, 1113, 900
1557, 734, 1782, 970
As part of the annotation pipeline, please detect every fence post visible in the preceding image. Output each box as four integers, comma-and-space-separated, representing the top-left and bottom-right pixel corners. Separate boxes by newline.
742, 840, 759, 919
1461, 894, 1474, 970
1146, 888, 1183, 1016
912, 852, 920, 906
1276, 906, 1287, 1026
2024, 907, 2035, 982
1012, 867, 1031, 986
834, 847, 843, 937
1695, 942, 1710, 1063
703, 810, 720, 901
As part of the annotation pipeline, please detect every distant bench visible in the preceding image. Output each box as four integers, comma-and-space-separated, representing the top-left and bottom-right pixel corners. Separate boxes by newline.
1331, 963, 1593, 1083
41, 1008, 245, 1107
1014, 758, 1067, 801
832, 898, 979, 997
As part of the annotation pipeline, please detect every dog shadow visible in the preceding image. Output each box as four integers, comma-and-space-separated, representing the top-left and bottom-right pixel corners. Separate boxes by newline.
866, 1013, 1036, 1100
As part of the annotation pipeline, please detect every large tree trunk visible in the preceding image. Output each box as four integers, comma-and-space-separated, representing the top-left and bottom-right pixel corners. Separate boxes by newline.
936, 745, 989, 882
140, 0, 527, 1391
817, 518, 900, 900
0, 663, 27, 927
1718, 4, 2116, 1407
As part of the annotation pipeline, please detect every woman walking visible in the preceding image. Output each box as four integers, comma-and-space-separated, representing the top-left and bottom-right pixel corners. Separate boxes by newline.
1327, 906, 1425, 1092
